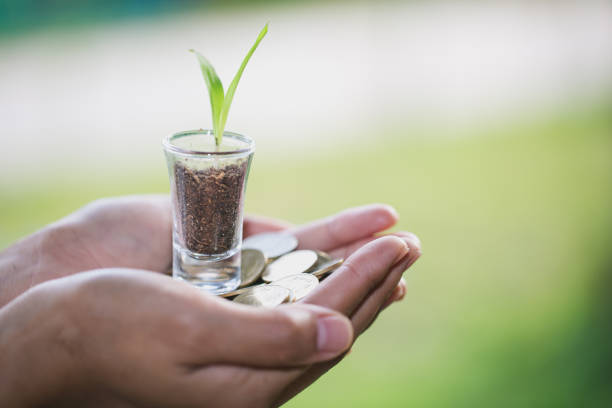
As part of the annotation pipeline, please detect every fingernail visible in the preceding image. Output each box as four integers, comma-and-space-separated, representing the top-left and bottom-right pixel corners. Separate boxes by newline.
317, 315, 353, 353
396, 253, 413, 272
398, 283, 406, 300
399, 234, 422, 252
399, 236, 422, 268
400, 235, 414, 246
390, 236, 410, 263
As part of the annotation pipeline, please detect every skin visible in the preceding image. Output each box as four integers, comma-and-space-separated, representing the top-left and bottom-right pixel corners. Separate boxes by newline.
0, 196, 421, 407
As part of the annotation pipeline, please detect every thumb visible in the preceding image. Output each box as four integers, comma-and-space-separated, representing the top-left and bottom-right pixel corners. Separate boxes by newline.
202, 302, 353, 367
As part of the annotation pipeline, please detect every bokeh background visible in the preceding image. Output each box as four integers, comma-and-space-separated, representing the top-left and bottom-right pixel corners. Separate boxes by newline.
1, 0, 611, 406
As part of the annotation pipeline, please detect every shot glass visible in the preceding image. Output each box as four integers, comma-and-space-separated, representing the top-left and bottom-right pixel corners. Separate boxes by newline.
163, 129, 255, 294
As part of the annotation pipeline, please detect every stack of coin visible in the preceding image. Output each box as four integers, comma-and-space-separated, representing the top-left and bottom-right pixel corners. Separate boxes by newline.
223, 232, 344, 307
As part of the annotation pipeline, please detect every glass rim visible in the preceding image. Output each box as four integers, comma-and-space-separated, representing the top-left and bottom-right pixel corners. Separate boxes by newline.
162, 129, 255, 157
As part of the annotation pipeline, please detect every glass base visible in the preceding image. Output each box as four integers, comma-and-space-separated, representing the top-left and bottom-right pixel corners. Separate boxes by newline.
173, 242, 241, 295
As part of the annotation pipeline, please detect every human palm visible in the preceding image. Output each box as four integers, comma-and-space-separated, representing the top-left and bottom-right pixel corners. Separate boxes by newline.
36, 195, 419, 283
0, 195, 421, 407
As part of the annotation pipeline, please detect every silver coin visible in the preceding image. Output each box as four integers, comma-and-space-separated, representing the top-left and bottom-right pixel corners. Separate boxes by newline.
273, 273, 319, 302
262, 250, 318, 282
233, 284, 291, 307
310, 258, 344, 279
243, 232, 298, 259
240, 249, 267, 288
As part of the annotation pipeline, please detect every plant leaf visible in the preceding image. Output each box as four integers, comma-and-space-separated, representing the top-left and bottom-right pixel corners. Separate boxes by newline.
190, 49, 225, 145
218, 23, 268, 138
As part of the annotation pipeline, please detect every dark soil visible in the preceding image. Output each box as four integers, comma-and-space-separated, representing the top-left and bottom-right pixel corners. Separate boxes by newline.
174, 161, 248, 254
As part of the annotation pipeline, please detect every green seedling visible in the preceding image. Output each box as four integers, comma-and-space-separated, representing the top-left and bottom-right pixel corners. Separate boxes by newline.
190, 23, 268, 146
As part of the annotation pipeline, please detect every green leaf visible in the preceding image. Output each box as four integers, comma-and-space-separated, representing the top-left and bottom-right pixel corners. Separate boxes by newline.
219, 23, 268, 139
190, 23, 267, 146
189, 49, 225, 145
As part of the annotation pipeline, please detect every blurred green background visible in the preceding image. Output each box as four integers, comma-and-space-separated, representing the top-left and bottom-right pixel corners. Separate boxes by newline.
1, 1, 611, 407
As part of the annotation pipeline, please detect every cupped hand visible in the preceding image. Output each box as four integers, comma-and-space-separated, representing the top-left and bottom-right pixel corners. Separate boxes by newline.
0, 236, 419, 407
0, 196, 422, 407
0, 196, 418, 308
0, 269, 356, 407
252, 207, 421, 405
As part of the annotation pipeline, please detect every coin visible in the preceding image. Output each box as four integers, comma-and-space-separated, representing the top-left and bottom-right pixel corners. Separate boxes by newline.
240, 249, 266, 288
315, 250, 332, 264
310, 258, 344, 279
286, 288, 297, 303
243, 232, 298, 259
262, 250, 318, 282
233, 285, 291, 307
273, 273, 319, 302
220, 283, 264, 298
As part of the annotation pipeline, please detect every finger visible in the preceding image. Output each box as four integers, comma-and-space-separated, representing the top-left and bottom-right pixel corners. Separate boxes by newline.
401, 232, 422, 270
350, 253, 413, 336
178, 364, 305, 408
243, 215, 293, 237
291, 204, 398, 252
186, 302, 353, 368
276, 252, 413, 405
183, 236, 405, 407
381, 277, 407, 310
302, 236, 409, 315
329, 230, 421, 260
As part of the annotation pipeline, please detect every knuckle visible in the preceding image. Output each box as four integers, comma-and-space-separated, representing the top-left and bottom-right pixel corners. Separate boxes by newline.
273, 310, 317, 362
80, 197, 137, 223
30, 281, 89, 361
327, 206, 362, 243
78, 197, 115, 219
342, 260, 379, 291
39, 222, 81, 256
326, 214, 345, 243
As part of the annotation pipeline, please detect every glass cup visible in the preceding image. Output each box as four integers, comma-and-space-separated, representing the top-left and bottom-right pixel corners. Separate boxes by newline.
163, 130, 255, 294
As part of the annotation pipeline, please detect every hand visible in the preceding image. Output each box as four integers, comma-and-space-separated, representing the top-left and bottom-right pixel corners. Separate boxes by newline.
246, 208, 421, 405
0, 196, 415, 308
0, 196, 173, 306
0, 239, 417, 407
0, 195, 275, 306
0, 196, 421, 407
0, 268, 354, 407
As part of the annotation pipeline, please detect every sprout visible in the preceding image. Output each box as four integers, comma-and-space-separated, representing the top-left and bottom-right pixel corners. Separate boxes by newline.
190, 23, 268, 146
